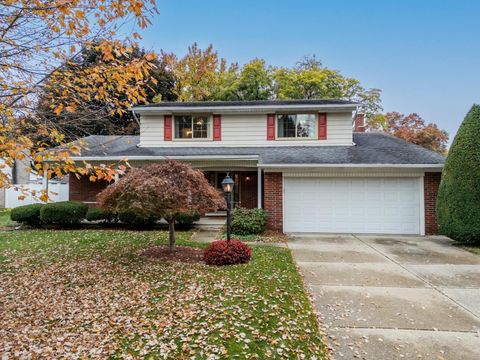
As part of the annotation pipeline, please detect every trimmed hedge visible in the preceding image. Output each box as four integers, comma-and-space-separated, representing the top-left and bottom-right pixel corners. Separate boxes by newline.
10, 204, 44, 227
86, 208, 117, 223
437, 104, 480, 244
231, 208, 268, 235
176, 211, 200, 228
40, 201, 88, 226
118, 210, 159, 228
204, 240, 251, 266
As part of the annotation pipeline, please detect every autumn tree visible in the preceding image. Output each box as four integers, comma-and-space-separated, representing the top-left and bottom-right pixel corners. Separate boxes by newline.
97, 161, 225, 251
368, 112, 449, 153
161, 44, 382, 117
0, 0, 158, 197
35, 44, 176, 141
162, 43, 237, 101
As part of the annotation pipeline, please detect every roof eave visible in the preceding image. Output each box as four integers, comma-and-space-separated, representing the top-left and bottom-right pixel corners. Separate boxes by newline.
258, 163, 444, 170
131, 103, 358, 114
69, 155, 260, 161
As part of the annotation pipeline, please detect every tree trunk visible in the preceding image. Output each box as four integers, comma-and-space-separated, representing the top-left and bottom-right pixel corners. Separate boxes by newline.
168, 219, 176, 252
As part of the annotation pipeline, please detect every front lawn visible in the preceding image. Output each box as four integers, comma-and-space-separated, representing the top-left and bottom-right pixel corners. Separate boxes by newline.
0, 230, 325, 359
0, 209, 13, 227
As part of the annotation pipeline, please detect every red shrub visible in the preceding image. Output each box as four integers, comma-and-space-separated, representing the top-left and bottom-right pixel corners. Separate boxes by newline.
204, 240, 252, 266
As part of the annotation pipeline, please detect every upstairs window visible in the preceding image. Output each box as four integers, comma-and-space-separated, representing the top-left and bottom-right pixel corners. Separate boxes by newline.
277, 114, 316, 138
174, 115, 210, 139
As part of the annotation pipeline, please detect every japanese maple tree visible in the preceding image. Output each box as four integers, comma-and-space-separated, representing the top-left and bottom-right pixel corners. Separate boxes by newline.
97, 161, 225, 252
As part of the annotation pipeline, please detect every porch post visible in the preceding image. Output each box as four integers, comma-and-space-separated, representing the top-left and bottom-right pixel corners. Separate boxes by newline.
257, 167, 262, 209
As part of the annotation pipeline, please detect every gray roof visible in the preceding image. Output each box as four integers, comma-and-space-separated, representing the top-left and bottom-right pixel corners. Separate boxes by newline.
73, 133, 445, 166
133, 99, 357, 109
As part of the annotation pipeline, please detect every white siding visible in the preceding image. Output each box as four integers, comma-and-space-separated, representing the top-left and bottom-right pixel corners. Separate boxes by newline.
140, 114, 164, 146
5, 182, 69, 208
139, 112, 353, 147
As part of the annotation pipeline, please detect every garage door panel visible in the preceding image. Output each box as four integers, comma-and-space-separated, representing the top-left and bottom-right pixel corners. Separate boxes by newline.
284, 177, 421, 234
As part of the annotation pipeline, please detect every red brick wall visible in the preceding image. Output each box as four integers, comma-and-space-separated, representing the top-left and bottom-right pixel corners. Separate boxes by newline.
69, 175, 111, 207
264, 172, 283, 232
424, 172, 442, 235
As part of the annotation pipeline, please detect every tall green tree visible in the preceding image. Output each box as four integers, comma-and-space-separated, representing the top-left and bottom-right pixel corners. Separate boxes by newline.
217, 59, 273, 100
437, 105, 480, 244
272, 56, 382, 118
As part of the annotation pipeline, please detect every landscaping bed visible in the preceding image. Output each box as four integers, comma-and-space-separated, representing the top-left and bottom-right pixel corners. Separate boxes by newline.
0, 229, 326, 359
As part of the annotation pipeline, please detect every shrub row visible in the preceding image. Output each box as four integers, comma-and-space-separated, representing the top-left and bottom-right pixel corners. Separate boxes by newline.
11, 203, 201, 229
11, 202, 88, 227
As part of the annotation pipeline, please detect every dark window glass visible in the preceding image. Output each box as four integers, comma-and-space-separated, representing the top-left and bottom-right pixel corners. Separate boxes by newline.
277, 114, 316, 138
277, 114, 296, 138
175, 116, 192, 139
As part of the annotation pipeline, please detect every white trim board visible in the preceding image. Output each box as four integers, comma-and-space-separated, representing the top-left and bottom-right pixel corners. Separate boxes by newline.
132, 104, 358, 114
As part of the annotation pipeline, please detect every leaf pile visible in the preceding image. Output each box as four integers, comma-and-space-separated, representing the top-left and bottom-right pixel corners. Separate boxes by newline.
0, 230, 326, 359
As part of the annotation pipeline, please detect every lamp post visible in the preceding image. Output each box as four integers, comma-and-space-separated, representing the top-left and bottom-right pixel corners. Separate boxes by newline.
221, 174, 234, 242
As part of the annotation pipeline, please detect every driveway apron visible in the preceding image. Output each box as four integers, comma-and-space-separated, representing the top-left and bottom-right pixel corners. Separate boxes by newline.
290, 234, 480, 359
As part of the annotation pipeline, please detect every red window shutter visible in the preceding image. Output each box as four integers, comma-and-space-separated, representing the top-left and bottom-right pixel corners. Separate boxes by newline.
213, 114, 222, 141
318, 112, 327, 140
266, 113, 276, 140
164, 115, 172, 141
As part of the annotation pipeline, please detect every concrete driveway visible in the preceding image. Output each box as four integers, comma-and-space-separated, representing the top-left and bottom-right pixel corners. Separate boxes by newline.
289, 234, 480, 360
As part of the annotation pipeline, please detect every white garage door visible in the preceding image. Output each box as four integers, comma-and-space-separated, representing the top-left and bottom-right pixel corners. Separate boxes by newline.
284, 177, 421, 234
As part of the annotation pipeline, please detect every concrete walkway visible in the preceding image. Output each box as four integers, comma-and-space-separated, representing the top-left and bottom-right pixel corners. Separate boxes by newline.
290, 234, 480, 360
190, 230, 219, 243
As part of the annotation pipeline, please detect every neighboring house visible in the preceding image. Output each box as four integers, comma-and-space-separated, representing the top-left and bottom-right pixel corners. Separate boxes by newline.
0, 158, 35, 208
68, 99, 445, 235
1, 156, 69, 209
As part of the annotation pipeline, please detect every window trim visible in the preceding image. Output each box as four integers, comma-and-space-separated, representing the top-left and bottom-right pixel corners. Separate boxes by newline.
172, 114, 213, 141
275, 113, 317, 140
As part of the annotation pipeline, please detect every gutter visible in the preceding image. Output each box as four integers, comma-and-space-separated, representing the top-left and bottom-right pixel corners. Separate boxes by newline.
131, 104, 358, 114
68, 155, 260, 161
257, 163, 444, 169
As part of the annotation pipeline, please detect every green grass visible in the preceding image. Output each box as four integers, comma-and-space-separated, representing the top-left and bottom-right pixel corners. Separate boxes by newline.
462, 246, 480, 255
0, 209, 14, 227
0, 229, 325, 359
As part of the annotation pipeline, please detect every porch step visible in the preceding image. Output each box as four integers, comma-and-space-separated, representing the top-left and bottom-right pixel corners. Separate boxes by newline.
205, 211, 227, 217
193, 216, 226, 231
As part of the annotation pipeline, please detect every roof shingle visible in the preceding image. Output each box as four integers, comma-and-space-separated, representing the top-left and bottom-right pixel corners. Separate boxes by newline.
73, 132, 445, 166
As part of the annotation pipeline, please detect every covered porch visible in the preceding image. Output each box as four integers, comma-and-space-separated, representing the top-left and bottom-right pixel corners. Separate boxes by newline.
204, 170, 261, 209
68, 157, 264, 211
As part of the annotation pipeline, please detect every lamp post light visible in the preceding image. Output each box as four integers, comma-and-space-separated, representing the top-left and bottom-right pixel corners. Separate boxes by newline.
221, 174, 234, 242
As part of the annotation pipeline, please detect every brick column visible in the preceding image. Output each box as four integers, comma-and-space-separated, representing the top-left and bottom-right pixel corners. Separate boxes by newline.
263, 172, 283, 232
69, 175, 111, 207
424, 172, 441, 235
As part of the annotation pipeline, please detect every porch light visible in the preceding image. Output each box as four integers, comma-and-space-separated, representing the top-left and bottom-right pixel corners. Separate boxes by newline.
221, 174, 234, 242
221, 175, 234, 194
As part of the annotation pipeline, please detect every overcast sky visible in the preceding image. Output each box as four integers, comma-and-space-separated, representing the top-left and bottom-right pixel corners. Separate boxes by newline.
138, 0, 479, 143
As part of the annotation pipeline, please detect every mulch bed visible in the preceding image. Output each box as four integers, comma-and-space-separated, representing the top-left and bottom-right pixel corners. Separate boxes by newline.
139, 246, 205, 264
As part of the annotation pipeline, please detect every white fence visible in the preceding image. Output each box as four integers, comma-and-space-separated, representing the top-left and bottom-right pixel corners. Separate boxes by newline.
5, 182, 69, 208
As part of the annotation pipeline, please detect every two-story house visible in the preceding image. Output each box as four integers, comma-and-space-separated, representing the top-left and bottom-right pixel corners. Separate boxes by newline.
68, 99, 445, 235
